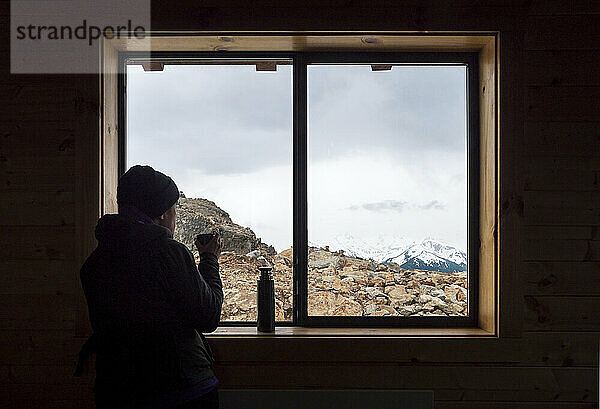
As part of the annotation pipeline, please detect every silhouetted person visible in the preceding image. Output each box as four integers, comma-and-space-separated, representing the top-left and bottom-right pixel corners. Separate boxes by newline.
76, 165, 223, 408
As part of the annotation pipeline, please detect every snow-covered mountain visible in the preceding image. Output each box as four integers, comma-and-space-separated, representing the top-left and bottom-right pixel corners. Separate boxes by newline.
311, 235, 467, 274
385, 239, 467, 274
310, 233, 414, 264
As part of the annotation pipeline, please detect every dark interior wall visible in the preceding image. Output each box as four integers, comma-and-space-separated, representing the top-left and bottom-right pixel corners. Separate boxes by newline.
1, 1, 599, 408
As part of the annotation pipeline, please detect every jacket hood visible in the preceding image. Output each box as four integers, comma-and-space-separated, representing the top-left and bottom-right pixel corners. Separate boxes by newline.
94, 214, 172, 247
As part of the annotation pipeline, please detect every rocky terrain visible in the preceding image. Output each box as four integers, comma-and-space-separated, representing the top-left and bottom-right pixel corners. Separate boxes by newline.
175, 193, 469, 321
306, 248, 467, 317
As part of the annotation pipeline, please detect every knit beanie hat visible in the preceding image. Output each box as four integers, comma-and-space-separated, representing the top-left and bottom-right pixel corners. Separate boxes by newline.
117, 165, 179, 218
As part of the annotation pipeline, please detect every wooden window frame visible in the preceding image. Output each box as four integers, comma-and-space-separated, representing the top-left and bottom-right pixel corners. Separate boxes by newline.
98, 32, 498, 338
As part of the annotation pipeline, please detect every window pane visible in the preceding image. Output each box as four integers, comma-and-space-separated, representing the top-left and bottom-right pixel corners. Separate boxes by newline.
127, 61, 294, 322
307, 64, 468, 317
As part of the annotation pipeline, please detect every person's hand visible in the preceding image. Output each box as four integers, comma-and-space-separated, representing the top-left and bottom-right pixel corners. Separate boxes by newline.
195, 232, 223, 258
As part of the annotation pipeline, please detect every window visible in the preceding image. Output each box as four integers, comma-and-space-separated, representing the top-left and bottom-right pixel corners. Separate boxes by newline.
121, 51, 479, 328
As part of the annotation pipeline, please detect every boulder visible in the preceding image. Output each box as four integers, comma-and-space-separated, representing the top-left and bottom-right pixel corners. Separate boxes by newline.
308, 291, 363, 316
390, 293, 416, 306
387, 286, 407, 298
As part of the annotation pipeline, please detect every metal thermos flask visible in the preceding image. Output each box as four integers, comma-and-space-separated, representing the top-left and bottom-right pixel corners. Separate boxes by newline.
257, 266, 275, 332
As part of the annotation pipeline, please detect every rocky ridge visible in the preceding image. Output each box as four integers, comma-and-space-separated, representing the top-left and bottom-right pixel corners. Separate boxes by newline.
175, 192, 275, 256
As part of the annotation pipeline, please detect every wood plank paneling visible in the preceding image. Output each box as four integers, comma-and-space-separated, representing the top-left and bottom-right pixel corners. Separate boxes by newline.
432, 387, 595, 402
526, 157, 600, 172
524, 206, 599, 226
0, 121, 76, 158
524, 167, 598, 191
522, 261, 600, 295
0, 226, 76, 261
211, 337, 521, 364
0, 294, 77, 330
497, 29, 526, 338
437, 403, 597, 409
524, 295, 600, 331
2, 82, 98, 122
523, 262, 600, 296
213, 331, 599, 366
528, 0, 600, 15
525, 50, 600, 86
524, 191, 600, 226
526, 86, 600, 122
0, 330, 79, 365
525, 15, 600, 50
0, 191, 75, 226
0, 155, 76, 192
432, 385, 596, 402
521, 332, 600, 367
0, 384, 94, 409
524, 226, 598, 241
213, 364, 597, 402
523, 239, 600, 261
0, 260, 78, 295
524, 121, 600, 158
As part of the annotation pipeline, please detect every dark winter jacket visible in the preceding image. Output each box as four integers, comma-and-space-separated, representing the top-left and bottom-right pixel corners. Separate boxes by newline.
78, 213, 223, 408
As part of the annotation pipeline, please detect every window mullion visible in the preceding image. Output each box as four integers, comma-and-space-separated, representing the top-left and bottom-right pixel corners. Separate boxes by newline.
293, 53, 308, 326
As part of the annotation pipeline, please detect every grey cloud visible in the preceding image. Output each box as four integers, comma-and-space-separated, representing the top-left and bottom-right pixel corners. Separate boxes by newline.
417, 200, 446, 210
348, 200, 446, 213
127, 63, 466, 176
127, 64, 293, 175
308, 65, 467, 162
348, 200, 408, 213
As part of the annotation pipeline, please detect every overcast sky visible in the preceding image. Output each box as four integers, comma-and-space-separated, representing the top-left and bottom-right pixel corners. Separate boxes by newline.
127, 63, 467, 253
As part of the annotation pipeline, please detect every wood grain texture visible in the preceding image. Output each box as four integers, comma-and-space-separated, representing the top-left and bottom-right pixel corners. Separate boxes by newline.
208, 335, 518, 363
0, 155, 76, 192
524, 166, 599, 191
0, 294, 77, 330
524, 226, 599, 241
524, 121, 600, 158
102, 41, 119, 215
211, 364, 597, 402
73, 73, 100, 338
211, 326, 493, 337
0, 330, 81, 365
0, 121, 76, 158
525, 50, 600, 86
210, 330, 599, 367
526, 86, 600, 122
527, 0, 600, 15
524, 15, 600, 50
497, 30, 525, 338
0, 226, 76, 261
478, 36, 498, 335
108, 34, 495, 53
524, 295, 600, 331
524, 191, 600, 226
0, 260, 78, 295
437, 403, 597, 409
522, 239, 600, 261
0, 191, 75, 226
522, 261, 600, 296
520, 332, 600, 367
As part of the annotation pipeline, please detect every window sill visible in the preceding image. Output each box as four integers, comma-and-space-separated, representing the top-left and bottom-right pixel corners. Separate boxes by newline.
208, 326, 495, 338
205, 326, 511, 364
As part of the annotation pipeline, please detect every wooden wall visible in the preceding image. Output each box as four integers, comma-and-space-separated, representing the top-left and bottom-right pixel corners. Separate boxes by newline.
1, 1, 598, 408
